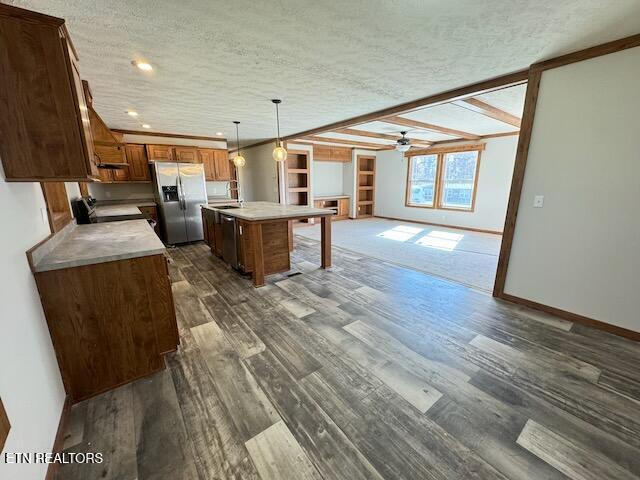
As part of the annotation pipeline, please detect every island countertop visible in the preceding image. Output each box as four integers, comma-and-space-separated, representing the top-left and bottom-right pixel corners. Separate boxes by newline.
201, 201, 334, 221
30, 220, 166, 273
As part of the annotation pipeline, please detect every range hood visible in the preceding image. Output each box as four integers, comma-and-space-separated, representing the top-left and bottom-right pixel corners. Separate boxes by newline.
97, 161, 128, 170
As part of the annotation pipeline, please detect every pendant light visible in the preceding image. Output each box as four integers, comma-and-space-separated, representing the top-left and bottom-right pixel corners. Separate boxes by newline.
232, 121, 246, 167
271, 99, 287, 162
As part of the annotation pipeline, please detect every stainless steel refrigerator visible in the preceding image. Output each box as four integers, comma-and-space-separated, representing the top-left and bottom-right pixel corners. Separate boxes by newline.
151, 162, 207, 244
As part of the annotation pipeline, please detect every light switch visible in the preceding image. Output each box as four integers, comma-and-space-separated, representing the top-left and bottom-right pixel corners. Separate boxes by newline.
533, 195, 544, 208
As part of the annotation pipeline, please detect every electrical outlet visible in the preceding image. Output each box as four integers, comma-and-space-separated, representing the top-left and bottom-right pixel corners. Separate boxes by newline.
533, 195, 544, 208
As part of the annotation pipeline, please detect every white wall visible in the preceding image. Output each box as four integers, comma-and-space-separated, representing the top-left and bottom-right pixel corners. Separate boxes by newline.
238, 142, 280, 202
374, 136, 518, 232
0, 165, 66, 480
313, 161, 345, 197
504, 46, 640, 333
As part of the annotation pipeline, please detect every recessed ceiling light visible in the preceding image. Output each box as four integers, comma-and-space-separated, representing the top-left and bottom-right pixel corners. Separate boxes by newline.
126, 110, 138, 117
142, 124, 151, 129
216, 132, 223, 136
132, 60, 153, 71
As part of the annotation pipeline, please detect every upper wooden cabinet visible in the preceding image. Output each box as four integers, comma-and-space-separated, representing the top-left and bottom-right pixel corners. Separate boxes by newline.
174, 146, 199, 163
0, 4, 99, 181
199, 148, 216, 181
213, 149, 231, 180
146, 144, 175, 161
198, 148, 230, 181
125, 144, 150, 181
313, 145, 352, 162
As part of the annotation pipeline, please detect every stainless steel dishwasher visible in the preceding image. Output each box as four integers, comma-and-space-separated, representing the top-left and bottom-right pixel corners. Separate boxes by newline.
221, 214, 239, 269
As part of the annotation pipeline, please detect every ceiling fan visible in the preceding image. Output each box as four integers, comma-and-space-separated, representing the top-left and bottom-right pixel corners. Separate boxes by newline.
395, 131, 411, 152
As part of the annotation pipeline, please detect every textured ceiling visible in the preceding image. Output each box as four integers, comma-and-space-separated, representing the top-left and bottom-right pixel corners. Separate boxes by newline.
9, 0, 640, 143
311, 84, 525, 147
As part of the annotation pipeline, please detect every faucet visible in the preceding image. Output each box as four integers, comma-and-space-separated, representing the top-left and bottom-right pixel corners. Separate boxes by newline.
227, 180, 244, 207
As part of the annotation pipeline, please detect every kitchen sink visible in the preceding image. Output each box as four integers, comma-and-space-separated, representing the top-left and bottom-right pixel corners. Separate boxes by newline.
216, 205, 241, 209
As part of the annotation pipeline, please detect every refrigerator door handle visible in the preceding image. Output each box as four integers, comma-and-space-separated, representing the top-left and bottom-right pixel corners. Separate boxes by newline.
177, 176, 187, 210
175, 177, 182, 210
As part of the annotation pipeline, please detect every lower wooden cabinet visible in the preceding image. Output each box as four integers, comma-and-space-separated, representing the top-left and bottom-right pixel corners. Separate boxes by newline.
201, 208, 221, 256
34, 254, 178, 403
314, 197, 349, 220
138, 205, 160, 235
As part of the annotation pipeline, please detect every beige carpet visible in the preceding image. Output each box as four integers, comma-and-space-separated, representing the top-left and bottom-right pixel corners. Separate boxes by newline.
294, 217, 501, 291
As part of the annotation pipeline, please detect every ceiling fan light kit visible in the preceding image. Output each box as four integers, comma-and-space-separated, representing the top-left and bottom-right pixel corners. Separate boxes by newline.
395, 131, 411, 152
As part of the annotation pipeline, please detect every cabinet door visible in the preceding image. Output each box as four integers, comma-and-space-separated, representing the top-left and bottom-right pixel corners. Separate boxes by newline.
174, 147, 199, 163
338, 198, 349, 217
146, 144, 174, 161
94, 143, 125, 165
64, 34, 98, 179
125, 144, 150, 181
198, 149, 216, 181
0, 7, 94, 180
112, 164, 130, 182
213, 150, 231, 180
97, 166, 113, 183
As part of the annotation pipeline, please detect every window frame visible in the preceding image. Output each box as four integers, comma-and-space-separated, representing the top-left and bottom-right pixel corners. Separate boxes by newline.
405, 144, 484, 212
404, 153, 439, 209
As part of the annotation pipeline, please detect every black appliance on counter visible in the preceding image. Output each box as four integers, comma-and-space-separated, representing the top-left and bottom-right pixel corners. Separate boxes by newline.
71, 197, 96, 224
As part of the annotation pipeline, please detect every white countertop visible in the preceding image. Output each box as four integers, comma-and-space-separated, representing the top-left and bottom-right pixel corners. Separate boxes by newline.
31, 220, 166, 273
93, 205, 143, 218
202, 201, 334, 221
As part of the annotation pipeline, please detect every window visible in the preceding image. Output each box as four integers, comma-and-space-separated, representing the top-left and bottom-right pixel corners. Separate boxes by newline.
405, 145, 482, 212
406, 154, 438, 207
440, 150, 480, 210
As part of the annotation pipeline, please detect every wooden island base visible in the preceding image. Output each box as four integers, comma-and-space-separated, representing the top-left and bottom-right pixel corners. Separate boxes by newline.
244, 215, 331, 287
202, 206, 333, 287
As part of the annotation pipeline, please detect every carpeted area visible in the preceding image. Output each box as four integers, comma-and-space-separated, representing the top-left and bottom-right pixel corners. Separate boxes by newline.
294, 217, 502, 291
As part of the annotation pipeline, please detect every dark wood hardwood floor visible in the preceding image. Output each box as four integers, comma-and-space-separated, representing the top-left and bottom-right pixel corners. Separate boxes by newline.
56, 237, 640, 480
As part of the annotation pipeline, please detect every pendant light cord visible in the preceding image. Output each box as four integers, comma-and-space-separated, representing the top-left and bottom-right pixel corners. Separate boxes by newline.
275, 103, 281, 146
235, 122, 241, 155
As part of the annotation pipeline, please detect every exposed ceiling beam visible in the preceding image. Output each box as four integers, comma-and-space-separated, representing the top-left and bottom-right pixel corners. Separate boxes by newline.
239, 70, 528, 151
295, 136, 389, 150
426, 130, 519, 148
293, 140, 388, 151
381, 116, 481, 140
456, 98, 521, 127
337, 128, 432, 147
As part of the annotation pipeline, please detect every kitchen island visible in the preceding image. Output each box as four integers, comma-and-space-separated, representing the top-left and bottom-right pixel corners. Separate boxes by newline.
201, 202, 334, 287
